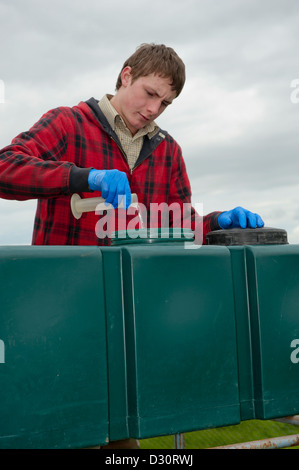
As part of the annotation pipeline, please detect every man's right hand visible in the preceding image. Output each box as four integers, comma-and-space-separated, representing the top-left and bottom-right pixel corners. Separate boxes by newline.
88, 169, 131, 209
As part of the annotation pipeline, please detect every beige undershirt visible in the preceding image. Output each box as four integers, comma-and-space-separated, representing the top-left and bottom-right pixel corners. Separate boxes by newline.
98, 94, 159, 170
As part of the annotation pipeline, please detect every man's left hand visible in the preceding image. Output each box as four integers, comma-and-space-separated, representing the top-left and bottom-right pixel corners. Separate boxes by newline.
218, 207, 264, 229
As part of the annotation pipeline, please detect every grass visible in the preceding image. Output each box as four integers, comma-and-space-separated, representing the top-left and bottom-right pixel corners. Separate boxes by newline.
139, 420, 299, 449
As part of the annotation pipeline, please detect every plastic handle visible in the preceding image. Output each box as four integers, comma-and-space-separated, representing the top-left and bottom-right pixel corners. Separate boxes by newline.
70, 193, 139, 219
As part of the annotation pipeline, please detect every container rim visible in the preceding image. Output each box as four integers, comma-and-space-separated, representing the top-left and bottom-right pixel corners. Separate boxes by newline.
110, 228, 195, 245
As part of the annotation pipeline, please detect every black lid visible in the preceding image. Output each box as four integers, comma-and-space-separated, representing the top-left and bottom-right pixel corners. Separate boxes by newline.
205, 227, 288, 246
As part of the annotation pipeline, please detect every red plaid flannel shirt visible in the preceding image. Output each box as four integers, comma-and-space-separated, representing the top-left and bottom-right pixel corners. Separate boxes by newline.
0, 98, 220, 245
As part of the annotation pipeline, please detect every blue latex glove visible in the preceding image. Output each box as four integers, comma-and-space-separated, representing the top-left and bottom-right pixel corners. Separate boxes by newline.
88, 169, 131, 209
218, 206, 264, 229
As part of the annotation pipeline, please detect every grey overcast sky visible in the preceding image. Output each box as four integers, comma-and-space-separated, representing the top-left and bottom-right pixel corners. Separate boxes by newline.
0, 0, 299, 244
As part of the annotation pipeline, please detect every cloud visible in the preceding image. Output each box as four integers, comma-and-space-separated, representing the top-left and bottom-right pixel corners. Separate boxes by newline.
0, 199, 36, 245
160, 76, 266, 146
0, 0, 299, 244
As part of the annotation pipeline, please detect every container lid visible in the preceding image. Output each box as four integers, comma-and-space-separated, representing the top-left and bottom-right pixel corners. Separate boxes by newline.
205, 227, 288, 246
111, 228, 194, 246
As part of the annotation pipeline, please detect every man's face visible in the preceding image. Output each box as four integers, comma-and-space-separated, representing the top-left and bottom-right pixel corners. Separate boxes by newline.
112, 67, 177, 135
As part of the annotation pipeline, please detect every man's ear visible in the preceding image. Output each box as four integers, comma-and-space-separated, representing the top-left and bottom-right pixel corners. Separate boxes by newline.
120, 66, 132, 87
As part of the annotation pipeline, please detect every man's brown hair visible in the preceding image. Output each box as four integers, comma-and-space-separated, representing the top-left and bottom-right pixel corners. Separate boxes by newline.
116, 43, 186, 97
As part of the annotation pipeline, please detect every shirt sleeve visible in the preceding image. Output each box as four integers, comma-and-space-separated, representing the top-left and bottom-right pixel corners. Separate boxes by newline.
0, 107, 75, 201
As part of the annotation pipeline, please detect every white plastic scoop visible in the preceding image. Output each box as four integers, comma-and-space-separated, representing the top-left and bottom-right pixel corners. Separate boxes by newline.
70, 193, 139, 219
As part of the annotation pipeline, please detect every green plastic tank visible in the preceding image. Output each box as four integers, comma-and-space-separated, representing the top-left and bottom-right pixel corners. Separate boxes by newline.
0, 246, 109, 449
103, 228, 241, 439
206, 227, 299, 420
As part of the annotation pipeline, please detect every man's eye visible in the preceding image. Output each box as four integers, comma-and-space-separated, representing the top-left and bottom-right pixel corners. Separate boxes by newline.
146, 91, 153, 97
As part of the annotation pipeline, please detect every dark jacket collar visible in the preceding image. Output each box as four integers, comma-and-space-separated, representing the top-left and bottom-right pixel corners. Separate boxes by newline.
86, 97, 167, 169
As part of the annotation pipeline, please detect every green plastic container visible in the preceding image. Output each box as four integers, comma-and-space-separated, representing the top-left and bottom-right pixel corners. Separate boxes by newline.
206, 227, 299, 420
246, 244, 299, 419
0, 246, 109, 449
104, 230, 241, 439
228, 246, 256, 420
101, 247, 129, 442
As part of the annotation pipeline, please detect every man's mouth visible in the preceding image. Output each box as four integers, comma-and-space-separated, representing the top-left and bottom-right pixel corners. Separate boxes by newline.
139, 113, 150, 121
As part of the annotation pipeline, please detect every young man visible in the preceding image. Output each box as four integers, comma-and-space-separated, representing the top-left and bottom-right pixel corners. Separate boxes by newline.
0, 44, 263, 449
0, 43, 263, 247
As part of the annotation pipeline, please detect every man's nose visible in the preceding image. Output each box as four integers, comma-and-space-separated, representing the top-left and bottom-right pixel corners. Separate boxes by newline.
147, 100, 161, 116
